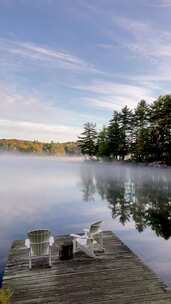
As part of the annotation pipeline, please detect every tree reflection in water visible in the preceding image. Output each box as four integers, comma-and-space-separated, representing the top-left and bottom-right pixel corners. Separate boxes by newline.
80, 162, 96, 201
80, 162, 171, 239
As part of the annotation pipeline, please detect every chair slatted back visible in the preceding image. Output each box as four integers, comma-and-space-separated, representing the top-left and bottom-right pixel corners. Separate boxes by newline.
28, 230, 51, 256
89, 221, 102, 235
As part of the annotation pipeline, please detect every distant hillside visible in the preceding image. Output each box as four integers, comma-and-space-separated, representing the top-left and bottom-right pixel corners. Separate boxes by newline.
0, 139, 80, 156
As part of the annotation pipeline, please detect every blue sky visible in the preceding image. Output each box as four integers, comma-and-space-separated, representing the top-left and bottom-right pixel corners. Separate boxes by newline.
0, 0, 171, 142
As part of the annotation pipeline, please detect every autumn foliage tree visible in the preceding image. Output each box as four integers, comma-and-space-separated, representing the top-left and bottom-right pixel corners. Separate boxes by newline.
0, 139, 79, 156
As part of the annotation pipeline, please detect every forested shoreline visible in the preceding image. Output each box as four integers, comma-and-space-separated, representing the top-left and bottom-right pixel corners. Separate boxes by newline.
0, 95, 170, 163
78, 95, 171, 165
0, 139, 79, 156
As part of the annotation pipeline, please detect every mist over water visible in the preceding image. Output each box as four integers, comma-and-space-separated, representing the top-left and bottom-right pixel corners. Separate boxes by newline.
0, 154, 171, 286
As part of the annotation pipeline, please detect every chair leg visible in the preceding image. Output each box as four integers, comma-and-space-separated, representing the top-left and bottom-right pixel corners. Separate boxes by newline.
57, 245, 59, 257
95, 233, 104, 252
49, 247, 52, 267
73, 239, 80, 253
73, 240, 76, 253
99, 232, 104, 251
87, 240, 97, 258
29, 251, 32, 270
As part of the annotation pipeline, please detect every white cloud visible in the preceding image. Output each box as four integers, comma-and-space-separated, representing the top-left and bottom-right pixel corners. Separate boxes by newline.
0, 84, 83, 124
0, 38, 98, 73
0, 84, 86, 141
128, 64, 171, 84
113, 16, 171, 62
0, 119, 81, 142
83, 97, 121, 110
75, 81, 155, 110
98, 16, 171, 89
76, 81, 152, 97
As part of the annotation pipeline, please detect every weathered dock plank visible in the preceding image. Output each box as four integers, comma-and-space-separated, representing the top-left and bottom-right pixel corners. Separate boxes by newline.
2, 231, 171, 304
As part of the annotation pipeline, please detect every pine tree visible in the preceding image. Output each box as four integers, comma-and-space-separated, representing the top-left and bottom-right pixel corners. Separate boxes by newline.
119, 106, 133, 159
133, 100, 150, 161
97, 127, 109, 157
150, 95, 171, 163
108, 111, 122, 159
78, 94, 171, 164
78, 122, 97, 157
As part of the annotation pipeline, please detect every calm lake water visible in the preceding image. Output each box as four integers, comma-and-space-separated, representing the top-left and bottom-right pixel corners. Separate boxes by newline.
0, 154, 171, 286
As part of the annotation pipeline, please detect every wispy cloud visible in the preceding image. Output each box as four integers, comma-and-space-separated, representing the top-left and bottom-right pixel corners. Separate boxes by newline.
95, 16, 171, 88
75, 81, 152, 97
0, 38, 98, 73
113, 16, 171, 61
0, 119, 81, 142
149, 0, 171, 7
82, 97, 121, 111
0, 84, 87, 141
74, 81, 155, 110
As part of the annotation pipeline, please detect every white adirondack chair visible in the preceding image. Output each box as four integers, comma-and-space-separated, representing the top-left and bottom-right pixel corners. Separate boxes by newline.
70, 221, 104, 258
84, 221, 104, 251
25, 229, 54, 269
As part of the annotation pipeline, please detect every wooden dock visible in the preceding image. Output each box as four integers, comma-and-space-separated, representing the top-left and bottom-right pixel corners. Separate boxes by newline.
2, 231, 171, 304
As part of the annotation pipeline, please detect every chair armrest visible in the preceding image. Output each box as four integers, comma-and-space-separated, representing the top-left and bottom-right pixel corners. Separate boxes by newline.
25, 239, 30, 249
70, 233, 81, 239
92, 229, 102, 236
49, 236, 55, 246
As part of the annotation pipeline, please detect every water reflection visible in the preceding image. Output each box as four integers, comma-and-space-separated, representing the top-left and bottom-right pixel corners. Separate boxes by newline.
80, 162, 171, 239
0, 155, 171, 287
80, 164, 96, 201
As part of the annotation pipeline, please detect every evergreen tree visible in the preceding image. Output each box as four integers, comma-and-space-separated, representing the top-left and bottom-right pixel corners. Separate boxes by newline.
108, 111, 123, 159
78, 122, 97, 157
97, 127, 109, 157
119, 106, 133, 159
133, 100, 150, 161
78, 94, 171, 164
150, 95, 171, 163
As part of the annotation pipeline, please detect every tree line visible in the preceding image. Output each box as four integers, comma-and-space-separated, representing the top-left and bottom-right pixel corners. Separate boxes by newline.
78, 95, 171, 164
0, 139, 79, 156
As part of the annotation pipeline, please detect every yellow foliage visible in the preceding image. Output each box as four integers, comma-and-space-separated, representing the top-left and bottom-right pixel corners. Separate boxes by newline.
0, 288, 13, 304
0, 139, 79, 155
